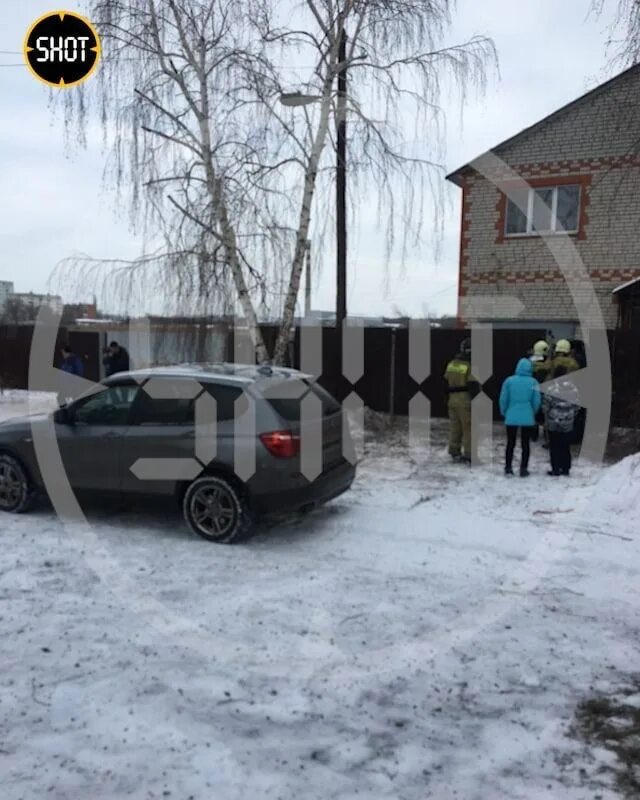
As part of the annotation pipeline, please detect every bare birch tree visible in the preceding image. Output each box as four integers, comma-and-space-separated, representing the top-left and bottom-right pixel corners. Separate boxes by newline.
57, 0, 495, 364
254, 0, 496, 362
593, 0, 640, 65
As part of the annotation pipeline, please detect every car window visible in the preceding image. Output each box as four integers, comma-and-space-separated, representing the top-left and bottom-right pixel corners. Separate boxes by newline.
310, 382, 342, 415
131, 378, 197, 426
135, 395, 196, 426
265, 380, 341, 421
202, 383, 246, 421
72, 385, 138, 426
130, 380, 247, 426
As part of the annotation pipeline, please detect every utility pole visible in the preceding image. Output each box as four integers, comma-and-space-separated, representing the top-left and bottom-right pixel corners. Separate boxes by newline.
336, 29, 347, 332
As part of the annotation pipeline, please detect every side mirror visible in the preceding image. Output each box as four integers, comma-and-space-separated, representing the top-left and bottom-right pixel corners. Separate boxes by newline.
54, 407, 74, 425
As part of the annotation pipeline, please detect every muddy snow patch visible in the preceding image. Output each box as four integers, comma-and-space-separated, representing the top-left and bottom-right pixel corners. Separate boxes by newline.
572, 674, 640, 799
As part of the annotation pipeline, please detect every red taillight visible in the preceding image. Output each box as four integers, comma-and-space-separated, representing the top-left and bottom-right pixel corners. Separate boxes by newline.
259, 430, 300, 458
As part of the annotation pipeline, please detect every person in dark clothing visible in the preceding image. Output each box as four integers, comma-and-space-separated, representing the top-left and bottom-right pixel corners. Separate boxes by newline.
571, 340, 587, 370
543, 366, 580, 477
103, 341, 130, 376
499, 358, 542, 477
570, 340, 587, 444
528, 340, 550, 444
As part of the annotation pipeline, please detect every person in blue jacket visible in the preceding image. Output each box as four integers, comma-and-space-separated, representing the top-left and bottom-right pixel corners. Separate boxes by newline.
499, 358, 542, 477
58, 344, 84, 406
60, 345, 84, 377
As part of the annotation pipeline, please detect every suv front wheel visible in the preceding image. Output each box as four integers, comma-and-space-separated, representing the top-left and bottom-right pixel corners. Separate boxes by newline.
182, 475, 252, 544
0, 454, 35, 514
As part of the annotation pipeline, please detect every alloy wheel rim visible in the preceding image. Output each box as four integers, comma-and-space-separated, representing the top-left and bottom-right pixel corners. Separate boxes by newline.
191, 484, 237, 538
0, 462, 24, 509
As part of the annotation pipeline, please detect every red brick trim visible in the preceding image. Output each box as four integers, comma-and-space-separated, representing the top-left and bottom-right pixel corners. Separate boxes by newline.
456, 177, 471, 323
495, 174, 592, 244
508, 153, 640, 175
465, 267, 640, 287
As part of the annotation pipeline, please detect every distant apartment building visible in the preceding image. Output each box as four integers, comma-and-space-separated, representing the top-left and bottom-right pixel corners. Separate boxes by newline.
10, 292, 64, 316
0, 281, 14, 313
62, 302, 98, 323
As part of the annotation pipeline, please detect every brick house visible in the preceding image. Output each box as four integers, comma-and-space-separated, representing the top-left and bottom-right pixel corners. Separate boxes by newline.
446, 64, 640, 336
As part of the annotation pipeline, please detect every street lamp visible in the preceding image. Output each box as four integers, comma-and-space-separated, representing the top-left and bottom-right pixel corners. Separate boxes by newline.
279, 92, 324, 108
279, 30, 348, 331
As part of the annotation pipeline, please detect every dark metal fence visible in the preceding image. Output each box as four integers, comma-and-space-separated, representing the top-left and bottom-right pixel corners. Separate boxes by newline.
2, 323, 639, 429
228, 325, 545, 420
0, 325, 65, 390
609, 329, 640, 428
0, 325, 103, 389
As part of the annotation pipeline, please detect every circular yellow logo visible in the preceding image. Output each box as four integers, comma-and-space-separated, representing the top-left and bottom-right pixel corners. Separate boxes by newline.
23, 10, 101, 88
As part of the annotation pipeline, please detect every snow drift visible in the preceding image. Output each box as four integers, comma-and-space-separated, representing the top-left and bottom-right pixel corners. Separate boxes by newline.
591, 452, 640, 517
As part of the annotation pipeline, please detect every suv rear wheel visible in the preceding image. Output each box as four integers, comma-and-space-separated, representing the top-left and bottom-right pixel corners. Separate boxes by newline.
182, 475, 252, 544
0, 454, 35, 514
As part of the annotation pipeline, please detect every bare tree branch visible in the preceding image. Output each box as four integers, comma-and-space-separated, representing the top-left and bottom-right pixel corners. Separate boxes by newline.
52, 0, 496, 365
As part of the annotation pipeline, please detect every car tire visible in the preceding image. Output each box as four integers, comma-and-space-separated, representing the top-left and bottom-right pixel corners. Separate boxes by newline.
0, 453, 35, 514
182, 475, 252, 544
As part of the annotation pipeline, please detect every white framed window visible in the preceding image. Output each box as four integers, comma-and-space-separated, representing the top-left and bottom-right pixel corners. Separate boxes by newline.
505, 184, 581, 236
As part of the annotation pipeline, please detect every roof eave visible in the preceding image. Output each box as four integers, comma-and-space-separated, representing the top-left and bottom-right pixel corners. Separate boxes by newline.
445, 167, 470, 188
612, 275, 640, 295
445, 63, 640, 192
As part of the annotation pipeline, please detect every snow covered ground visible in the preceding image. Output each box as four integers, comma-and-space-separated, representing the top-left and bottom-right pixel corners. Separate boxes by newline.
1, 392, 639, 799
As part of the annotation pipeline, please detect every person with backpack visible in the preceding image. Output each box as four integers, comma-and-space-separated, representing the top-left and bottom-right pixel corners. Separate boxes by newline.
499, 358, 542, 477
543, 366, 580, 477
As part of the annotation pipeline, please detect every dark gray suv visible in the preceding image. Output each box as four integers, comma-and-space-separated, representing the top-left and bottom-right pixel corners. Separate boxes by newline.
0, 365, 355, 543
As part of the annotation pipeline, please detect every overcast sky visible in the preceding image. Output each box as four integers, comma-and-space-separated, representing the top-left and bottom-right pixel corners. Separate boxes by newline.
0, 0, 621, 317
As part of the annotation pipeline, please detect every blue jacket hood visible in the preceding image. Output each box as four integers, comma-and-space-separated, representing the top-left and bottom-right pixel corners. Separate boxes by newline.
515, 358, 533, 377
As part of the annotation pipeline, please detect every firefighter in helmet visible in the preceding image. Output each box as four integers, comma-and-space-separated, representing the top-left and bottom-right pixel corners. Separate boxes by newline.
529, 339, 551, 444
549, 339, 579, 374
444, 338, 479, 464
529, 339, 551, 384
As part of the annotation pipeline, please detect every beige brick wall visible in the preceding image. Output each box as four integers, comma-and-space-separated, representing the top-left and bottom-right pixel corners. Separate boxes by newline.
458, 66, 640, 330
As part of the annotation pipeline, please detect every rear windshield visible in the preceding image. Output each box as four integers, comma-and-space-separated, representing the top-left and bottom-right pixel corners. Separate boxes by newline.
266, 380, 341, 421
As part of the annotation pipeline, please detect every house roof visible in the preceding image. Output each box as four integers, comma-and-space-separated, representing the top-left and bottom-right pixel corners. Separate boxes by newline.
612, 275, 640, 295
446, 63, 640, 187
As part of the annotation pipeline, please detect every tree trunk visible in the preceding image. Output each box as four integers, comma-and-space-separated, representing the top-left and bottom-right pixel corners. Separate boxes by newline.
272, 76, 335, 365
197, 70, 270, 364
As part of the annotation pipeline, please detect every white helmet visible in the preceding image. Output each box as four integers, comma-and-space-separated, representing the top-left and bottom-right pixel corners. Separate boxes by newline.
555, 339, 572, 355
533, 340, 549, 356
